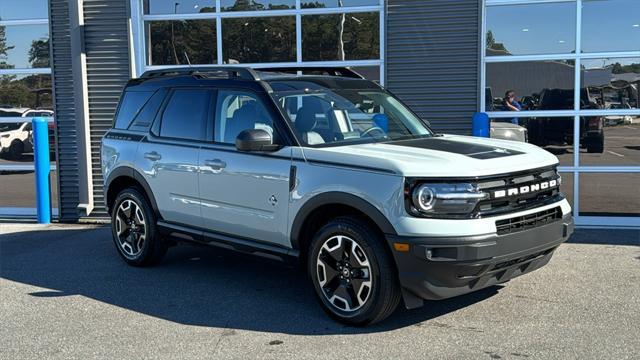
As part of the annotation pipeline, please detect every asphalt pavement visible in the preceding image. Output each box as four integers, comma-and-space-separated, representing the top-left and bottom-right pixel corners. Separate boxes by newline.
1, 224, 638, 359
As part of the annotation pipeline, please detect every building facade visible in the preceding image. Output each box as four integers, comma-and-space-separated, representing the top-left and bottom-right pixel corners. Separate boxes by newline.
0, 0, 638, 227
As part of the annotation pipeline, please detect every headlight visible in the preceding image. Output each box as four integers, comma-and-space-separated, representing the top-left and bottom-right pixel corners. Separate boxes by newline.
408, 183, 489, 218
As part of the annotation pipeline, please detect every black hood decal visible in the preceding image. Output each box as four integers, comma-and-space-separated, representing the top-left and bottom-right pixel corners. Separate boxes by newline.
387, 138, 524, 159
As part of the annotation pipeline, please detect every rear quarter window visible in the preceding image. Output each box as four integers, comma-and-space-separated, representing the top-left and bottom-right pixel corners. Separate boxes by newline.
113, 91, 154, 130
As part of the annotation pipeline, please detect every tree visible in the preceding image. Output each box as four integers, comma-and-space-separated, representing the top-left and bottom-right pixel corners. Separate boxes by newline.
28, 39, 50, 68
0, 25, 15, 70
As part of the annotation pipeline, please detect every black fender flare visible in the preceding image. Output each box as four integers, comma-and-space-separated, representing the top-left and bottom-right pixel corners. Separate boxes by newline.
290, 191, 397, 250
105, 166, 160, 218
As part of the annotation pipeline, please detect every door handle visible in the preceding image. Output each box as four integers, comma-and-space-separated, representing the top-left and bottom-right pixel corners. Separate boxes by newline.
144, 151, 162, 161
204, 159, 227, 170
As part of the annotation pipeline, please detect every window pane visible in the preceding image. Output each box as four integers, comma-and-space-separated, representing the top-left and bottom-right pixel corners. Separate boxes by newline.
146, 20, 217, 66
0, 0, 48, 20
0, 170, 58, 210
130, 89, 167, 132
215, 90, 274, 143
221, 0, 295, 11
486, 60, 575, 111
485, 2, 575, 56
578, 116, 639, 166
351, 66, 380, 82
582, 58, 640, 110
579, 173, 640, 217
301, 0, 379, 8
160, 89, 209, 141
0, 25, 50, 69
582, 0, 640, 53
222, 17, 295, 63
113, 91, 154, 130
144, 0, 215, 14
490, 117, 575, 166
302, 12, 379, 61
0, 74, 53, 111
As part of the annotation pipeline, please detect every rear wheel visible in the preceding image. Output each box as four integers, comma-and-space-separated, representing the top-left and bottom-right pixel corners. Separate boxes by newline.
308, 216, 401, 326
7, 140, 24, 160
111, 187, 167, 266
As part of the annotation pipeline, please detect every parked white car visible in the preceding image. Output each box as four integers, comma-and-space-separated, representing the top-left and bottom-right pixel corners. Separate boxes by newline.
0, 108, 54, 160
604, 103, 633, 126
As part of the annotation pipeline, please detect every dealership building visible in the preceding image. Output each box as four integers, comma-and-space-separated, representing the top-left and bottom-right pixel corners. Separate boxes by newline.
0, 0, 638, 227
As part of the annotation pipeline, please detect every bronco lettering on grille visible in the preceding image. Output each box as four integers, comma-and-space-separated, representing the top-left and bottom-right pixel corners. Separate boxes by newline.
493, 179, 559, 199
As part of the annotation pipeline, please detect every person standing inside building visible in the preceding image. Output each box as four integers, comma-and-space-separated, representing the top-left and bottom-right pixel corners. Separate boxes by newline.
502, 89, 521, 125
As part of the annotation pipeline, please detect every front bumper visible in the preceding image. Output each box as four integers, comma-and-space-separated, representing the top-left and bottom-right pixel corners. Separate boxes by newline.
387, 213, 574, 308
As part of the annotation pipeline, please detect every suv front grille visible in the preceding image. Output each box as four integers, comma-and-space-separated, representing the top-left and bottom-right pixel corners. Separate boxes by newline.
473, 166, 562, 217
495, 206, 562, 235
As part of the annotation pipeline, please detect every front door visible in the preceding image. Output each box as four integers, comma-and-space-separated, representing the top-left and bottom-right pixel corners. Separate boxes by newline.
198, 89, 291, 247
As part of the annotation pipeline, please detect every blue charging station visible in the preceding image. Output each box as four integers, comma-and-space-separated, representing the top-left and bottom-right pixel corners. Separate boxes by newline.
32, 117, 51, 224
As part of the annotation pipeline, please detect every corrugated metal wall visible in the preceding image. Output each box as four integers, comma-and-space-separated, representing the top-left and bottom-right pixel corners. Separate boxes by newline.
83, 0, 131, 218
49, 0, 80, 221
386, 0, 481, 134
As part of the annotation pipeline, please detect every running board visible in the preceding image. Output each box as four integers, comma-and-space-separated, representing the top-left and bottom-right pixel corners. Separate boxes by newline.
157, 221, 299, 264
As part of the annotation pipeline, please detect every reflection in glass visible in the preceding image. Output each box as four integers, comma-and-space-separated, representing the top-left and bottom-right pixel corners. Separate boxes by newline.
0, 170, 58, 209
351, 66, 380, 82
491, 117, 574, 166
143, 1, 215, 15
222, 17, 295, 63
301, 0, 379, 8
582, 58, 640, 110
580, 117, 639, 166
0, 25, 50, 69
582, 0, 640, 53
486, 60, 576, 111
0, 0, 48, 20
0, 74, 53, 110
485, 2, 575, 56
146, 20, 217, 66
221, 0, 295, 11
579, 173, 640, 216
302, 12, 379, 61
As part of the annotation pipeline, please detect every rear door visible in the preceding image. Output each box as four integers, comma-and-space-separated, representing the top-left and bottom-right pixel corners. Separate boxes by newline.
198, 88, 292, 247
137, 88, 213, 228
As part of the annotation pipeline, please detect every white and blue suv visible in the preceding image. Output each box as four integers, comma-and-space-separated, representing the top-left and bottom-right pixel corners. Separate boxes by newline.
101, 67, 574, 325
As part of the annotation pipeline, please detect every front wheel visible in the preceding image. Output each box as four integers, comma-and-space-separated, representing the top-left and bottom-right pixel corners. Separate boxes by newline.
111, 187, 167, 266
308, 216, 401, 326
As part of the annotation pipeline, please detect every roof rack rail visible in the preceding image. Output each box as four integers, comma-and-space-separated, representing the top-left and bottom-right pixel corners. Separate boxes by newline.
140, 66, 259, 81
255, 67, 365, 79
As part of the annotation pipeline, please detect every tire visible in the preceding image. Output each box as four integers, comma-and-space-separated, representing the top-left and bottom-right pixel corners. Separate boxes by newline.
7, 140, 24, 160
111, 187, 167, 266
586, 136, 604, 153
308, 216, 401, 326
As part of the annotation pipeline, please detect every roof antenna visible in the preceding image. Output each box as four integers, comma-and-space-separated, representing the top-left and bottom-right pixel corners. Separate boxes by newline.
184, 52, 192, 67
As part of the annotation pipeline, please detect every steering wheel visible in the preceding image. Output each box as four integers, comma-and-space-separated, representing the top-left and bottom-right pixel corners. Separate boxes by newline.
361, 126, 387, 139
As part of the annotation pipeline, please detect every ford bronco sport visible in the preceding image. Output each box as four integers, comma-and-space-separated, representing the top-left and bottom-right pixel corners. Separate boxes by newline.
102, 67, 574, 325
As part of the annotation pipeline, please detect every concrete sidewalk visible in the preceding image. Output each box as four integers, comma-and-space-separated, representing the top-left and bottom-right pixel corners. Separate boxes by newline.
1, 224, 638, 359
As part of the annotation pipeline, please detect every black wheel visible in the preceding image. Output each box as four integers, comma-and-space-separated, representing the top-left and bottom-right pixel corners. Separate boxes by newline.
308, 216, 401, 326
111, 187, 167, 266
7, 140, 24, 160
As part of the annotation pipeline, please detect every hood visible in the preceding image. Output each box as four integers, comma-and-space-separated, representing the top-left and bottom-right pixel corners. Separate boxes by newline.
301, 134, 559, 177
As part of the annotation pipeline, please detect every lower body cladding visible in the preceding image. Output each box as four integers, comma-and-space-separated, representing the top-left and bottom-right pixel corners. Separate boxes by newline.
387, 211, 574, 309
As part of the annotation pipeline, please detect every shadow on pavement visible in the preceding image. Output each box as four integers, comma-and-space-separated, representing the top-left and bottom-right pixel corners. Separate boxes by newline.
0, 226, 501, 335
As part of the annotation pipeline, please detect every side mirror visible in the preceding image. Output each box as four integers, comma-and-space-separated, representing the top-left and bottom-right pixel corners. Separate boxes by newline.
235, 129, 280, 152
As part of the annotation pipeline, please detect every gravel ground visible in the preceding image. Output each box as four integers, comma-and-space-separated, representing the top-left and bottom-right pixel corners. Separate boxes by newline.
1, 224, 638, 360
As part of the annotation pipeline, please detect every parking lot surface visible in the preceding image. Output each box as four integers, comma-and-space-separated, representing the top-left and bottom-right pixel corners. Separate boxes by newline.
1, 224, 639, 360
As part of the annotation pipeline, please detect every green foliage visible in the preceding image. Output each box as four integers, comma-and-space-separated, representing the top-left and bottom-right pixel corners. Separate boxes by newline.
0, 74, 52, 110
611, 62, 640, 74
302, 12, 379, 61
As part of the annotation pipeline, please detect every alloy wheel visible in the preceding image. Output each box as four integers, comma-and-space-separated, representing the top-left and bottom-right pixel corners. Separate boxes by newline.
316, 235, 373, 312
114, 199, 146, 258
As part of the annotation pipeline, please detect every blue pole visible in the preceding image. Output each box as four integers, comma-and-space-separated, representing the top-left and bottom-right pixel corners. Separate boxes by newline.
32, 117, 51, 224
472, 112, 490, 138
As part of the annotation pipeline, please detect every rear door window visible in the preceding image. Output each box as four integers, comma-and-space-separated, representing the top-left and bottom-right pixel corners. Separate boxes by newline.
159, 89, 210, 141
114, 91, 154, 129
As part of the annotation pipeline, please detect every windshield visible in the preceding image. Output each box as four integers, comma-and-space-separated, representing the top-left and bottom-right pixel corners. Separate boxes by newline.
270, 80, 433, 147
